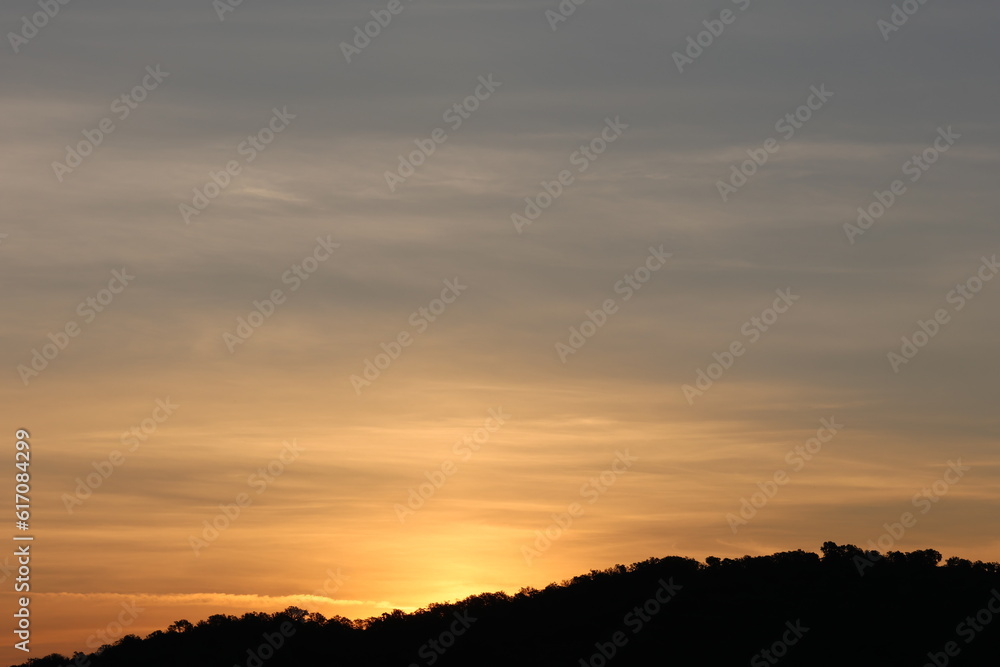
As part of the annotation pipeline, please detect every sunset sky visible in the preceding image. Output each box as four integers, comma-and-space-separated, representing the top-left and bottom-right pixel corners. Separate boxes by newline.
3, 0, 999, 661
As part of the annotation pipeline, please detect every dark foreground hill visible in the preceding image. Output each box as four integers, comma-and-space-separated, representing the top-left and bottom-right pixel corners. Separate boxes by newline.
17, 542, 1000, 667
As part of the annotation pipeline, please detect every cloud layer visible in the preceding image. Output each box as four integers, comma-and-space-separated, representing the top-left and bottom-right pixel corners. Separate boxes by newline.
2, 0, 998, 660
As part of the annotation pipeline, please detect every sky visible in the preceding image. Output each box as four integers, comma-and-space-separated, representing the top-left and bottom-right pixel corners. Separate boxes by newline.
2, 0, 999, 661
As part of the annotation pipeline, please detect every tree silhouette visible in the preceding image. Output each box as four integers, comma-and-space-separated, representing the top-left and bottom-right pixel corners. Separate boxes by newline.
14, 544, 1000, 667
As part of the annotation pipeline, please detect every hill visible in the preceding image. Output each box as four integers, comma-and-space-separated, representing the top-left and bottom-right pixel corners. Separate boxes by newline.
16, 542, 1000, 666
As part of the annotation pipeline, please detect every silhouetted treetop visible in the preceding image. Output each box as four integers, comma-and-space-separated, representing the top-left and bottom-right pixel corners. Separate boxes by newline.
15, 544, 1000, 667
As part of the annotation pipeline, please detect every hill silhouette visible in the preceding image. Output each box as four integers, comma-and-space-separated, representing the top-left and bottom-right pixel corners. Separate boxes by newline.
17, 542, 1000, 667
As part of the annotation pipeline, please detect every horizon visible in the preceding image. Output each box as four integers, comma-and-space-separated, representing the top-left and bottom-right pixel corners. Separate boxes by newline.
3, 0, 999, 663
13, 541, 995, 660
